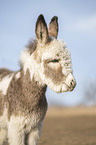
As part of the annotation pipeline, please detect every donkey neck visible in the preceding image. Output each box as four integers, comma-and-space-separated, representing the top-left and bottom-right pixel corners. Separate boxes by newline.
5, 69, 47, 119
21, 69, 47, 108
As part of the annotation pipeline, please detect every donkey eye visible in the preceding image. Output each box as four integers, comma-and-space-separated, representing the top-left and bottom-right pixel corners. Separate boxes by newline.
51, 59, 59, 63
47, 59, 59, 63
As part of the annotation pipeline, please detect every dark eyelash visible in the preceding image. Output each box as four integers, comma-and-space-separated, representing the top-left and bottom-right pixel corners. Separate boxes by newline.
47, 59, 59, 63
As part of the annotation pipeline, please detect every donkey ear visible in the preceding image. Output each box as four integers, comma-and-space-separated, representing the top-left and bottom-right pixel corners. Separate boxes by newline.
48, 16, 58, 39
35, 14, 48, 44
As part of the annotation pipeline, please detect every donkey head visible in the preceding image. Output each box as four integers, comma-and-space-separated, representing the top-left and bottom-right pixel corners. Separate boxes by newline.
32, 14, 76, 93
20, 14, 76, 93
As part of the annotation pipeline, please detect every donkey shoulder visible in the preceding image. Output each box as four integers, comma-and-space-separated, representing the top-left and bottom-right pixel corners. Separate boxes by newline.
0, 68, 14, 80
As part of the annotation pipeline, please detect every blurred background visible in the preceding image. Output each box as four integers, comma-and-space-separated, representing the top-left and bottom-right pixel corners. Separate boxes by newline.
0, 0, 96, 107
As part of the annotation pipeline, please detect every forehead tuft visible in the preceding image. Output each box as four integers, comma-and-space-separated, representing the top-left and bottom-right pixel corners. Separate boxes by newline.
48, 39, 66, 52
42, 39, 71, 60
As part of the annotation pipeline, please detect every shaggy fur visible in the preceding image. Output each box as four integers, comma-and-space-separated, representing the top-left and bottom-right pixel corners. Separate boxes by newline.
6, 70, 47, 120
0, 14, 76, 145
0, 91, 4, 116
0, 68, 13, 80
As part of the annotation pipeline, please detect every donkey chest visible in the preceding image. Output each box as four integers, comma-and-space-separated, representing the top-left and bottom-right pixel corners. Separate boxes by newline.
24, 98, 47, 132
23, 111, 45, 133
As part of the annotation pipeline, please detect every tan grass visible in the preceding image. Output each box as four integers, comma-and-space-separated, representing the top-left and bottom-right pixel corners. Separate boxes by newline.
46, 106, 96, 117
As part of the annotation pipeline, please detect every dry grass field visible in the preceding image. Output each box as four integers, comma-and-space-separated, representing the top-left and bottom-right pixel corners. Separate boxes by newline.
38, 107, 96, 145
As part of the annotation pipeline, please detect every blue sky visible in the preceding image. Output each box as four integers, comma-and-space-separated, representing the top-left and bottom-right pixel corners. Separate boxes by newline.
0, 0, 96, 106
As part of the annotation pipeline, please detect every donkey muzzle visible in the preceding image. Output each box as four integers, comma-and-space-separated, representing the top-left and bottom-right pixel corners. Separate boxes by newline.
65, 73, 76, 91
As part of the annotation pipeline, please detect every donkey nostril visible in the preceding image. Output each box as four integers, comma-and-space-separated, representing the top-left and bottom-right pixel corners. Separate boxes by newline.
70, 80, 74, 86
69, 80, 76, 91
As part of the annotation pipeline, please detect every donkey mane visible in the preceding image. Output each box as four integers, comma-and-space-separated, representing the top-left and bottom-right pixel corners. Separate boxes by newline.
19, 39, 37, 68
26, 39, 37, 55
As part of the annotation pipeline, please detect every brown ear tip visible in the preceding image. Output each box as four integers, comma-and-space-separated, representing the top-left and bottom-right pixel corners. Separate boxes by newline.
50, 16, 58, 23
37, 14, 45, 22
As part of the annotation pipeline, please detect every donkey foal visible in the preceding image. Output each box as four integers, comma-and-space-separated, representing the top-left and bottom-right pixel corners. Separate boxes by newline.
0, 14, 76, 145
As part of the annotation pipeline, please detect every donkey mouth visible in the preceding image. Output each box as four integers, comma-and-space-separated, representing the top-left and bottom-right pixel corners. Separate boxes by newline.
64, 82, 76, 92
69, 86, 75, 92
